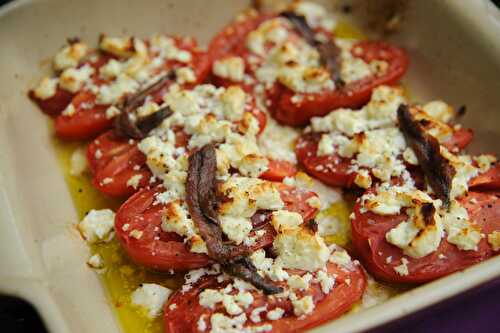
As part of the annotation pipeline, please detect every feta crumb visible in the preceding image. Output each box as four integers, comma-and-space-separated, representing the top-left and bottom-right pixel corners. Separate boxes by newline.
126, 174, 143, 190
213, 56, 245, 82
86, 253, 104, 269
292, 295, 315, 316
270, 210, 303, 232
131, 283, 172, 318
78, 209, 115, 243
267, 307, 285, 321
273, 228, 329, 271
394, 258, 409, 276
33, 77, 59, 99
488, 231, 500, 251
70, 147, 88, 176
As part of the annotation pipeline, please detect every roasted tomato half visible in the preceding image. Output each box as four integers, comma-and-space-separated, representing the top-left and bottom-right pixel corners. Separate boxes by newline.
295, 129, 474, 190
114, 183, 319, 271
209, 12, 409, 126
351, 188, 500, 284
164, 260, 366, 333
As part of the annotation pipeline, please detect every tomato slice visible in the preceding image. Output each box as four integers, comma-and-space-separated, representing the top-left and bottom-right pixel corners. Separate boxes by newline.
55, 90, 112, 140
469, 164, 500, 191
268, 41, 409, 126
164, 261, 366, 333
207, 13, 275, 64
296, 133, 355, 188
28, 87, 74, 117
115, 183, 319, 271
296, 127, 474, 190
351, 191, 500, 284
260, 160, 297, 182
443, 127, 474, 152
52, 37, 211, 141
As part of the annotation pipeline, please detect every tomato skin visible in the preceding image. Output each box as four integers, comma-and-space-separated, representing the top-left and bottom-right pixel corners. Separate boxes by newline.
295, 133, 356, 188
268, 41, 409, 126
260, 159, 297, 182
207, 13, 275, 63
351, 191, 500, 284
114, 186, 213, 271
87, 130, 152, 197
54, 91, 112, 140
443, 127, 473, 151
28, 87, 74, 117
469, 164, 500, 191
115, 183, 319, 271
164, 261, 366, 333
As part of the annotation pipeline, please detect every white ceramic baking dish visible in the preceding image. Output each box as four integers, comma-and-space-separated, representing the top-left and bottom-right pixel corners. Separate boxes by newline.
0, 0, 499, 332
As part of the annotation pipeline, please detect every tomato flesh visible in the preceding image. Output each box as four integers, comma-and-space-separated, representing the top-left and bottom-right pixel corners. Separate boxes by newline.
114, 184, 319, 271
351, 191, 500, 284
469, 164, 500, 191
260, 159, 297, 182
55, 90, 112, 140
28, 88, 74, 117
164, 261, 366, 333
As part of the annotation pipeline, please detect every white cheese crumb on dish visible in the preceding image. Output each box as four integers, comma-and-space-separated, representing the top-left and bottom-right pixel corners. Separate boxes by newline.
131, 283, 173, 318
77, 209, 115, 243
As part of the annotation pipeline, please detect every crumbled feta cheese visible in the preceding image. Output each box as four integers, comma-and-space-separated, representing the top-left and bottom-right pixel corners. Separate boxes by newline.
220, 216, 253, 245
292, 295, 315, 316
315, 270, 335, 294
329, 248, 352, 267
176, 66, 197, 84
218, 177, 284, 218
96, 73, 139, 105
287, 273, 312, 290
86, 253, 104, 269
274, 228, 329, 271
385, 203, 444, 258
78, 209, 115, 243
126, 174, 143, 190
33, 77, 59, 99
70, 147, 88, 176
394, 258, 409, 276
53, 42, 88, 71
488, 231, 500, 251
213, 56, 245, 82
131, 283, 172, 318
317, 134, 334, 156
59, 64, 94, 93
105, 105, 121, 119
442, 200, 481, 251
266, 307, 285, 321
270, 210, 303, 232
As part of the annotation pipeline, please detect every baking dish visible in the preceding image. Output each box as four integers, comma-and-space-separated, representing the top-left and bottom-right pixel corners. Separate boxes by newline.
0, 0, 499, 332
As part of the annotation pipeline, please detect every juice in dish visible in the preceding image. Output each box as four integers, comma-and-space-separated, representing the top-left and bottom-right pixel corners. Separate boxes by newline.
54, 137, 177, 333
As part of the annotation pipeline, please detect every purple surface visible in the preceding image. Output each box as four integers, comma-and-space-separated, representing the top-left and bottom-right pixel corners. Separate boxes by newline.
367, 277, 500, 333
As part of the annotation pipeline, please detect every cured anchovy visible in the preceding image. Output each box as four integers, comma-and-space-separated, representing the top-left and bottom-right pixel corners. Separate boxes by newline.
398, 104, 455, 207
186, 144, 282, 294
280, 11, 344, 85
114, 71, 176, 139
